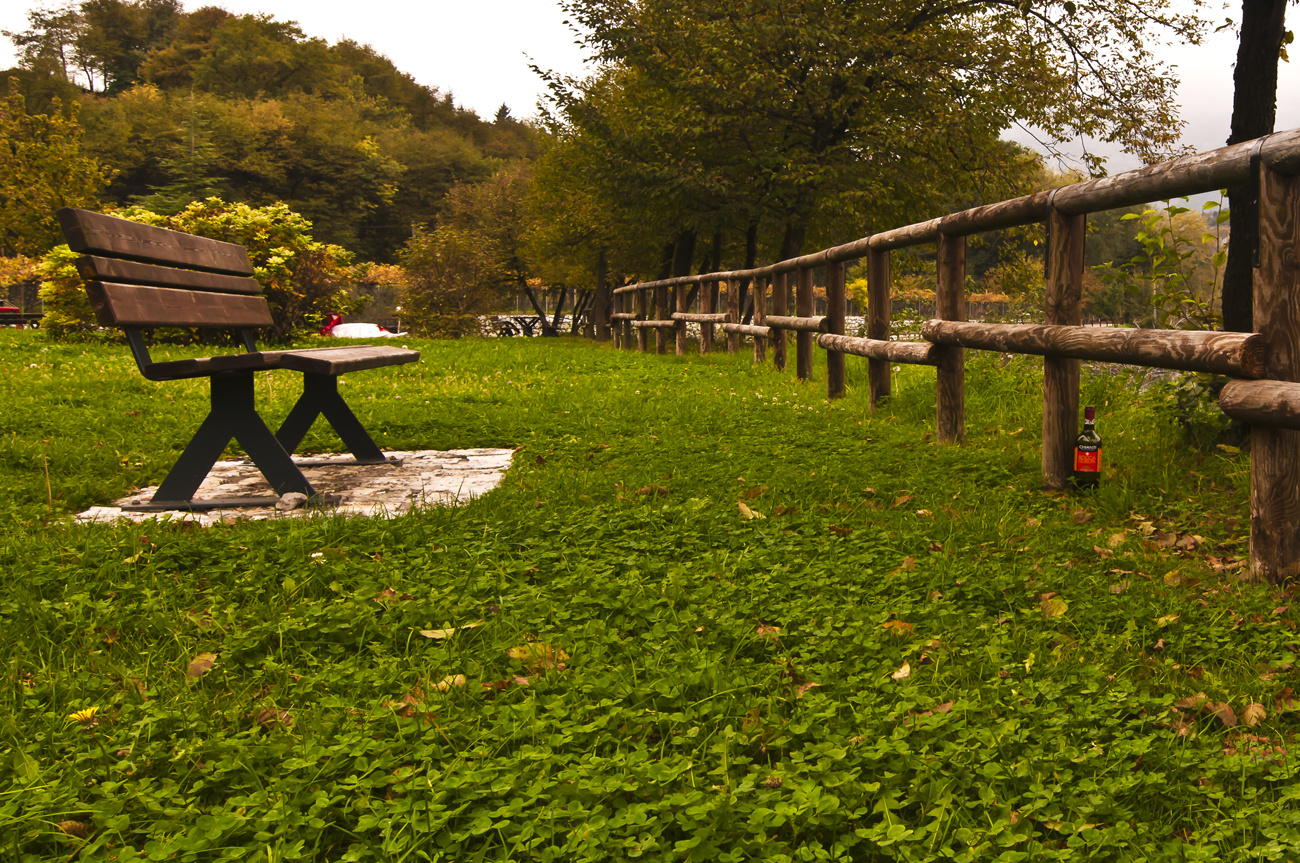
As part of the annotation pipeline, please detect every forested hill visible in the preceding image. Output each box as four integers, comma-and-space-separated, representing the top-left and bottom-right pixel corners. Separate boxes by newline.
3, 0, 538, 261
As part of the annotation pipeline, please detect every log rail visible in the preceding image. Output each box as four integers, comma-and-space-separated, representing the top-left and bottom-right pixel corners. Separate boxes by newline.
606, 127, 1300, 581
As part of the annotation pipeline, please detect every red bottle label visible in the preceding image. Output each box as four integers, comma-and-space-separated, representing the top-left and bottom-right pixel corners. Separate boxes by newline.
1074, 447, 1100, 472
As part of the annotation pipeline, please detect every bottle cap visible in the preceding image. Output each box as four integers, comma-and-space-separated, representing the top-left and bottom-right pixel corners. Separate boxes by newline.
1084, 406, 1095, 421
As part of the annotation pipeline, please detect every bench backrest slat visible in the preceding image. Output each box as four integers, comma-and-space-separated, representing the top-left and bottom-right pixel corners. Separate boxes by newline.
58, 208, 254, 276
75, 256, 262, 295
87, 283, 272, 328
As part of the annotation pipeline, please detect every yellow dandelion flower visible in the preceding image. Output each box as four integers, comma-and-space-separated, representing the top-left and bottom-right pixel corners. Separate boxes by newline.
68, 706, 99, 724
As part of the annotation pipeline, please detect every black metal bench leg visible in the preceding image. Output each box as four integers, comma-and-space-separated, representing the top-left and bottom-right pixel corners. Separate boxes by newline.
137, 371, 318, 511
276, 373, 388, 464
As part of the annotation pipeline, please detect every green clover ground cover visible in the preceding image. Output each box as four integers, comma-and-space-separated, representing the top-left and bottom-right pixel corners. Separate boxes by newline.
1, 330, 1297, 861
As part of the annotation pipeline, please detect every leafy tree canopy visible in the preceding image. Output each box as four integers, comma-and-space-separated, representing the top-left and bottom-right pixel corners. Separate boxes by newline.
540, 0, 1206, 279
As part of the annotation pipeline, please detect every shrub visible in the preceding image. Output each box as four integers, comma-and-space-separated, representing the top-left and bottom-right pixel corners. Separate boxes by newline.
398, 225, 503, 338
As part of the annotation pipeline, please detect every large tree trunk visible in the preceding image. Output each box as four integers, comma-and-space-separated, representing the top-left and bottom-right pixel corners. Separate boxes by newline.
1222, 0, 1289, 333
672, 229, 696, 277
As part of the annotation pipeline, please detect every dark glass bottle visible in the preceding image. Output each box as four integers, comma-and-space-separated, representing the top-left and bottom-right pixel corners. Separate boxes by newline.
1072, 406, 1101, 490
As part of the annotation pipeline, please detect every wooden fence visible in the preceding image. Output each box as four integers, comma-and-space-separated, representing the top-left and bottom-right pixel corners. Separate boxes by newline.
609, 128, 1300, 583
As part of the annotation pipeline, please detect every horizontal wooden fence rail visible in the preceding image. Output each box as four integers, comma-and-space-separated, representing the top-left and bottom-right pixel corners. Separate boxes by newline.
605, 127, 1300, 581
921, 320, 1270, 378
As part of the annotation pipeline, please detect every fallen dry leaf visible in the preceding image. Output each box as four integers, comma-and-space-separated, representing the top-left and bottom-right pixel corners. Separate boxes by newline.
56, 821, 91, 838
1207, 702, 1238, 727
882, 620, 914, 638
1277, 688, 1299, 711
829, 524, 853, 537
1041, 596, 1068, 618
891, 661, 911, 681
1109, 580, 1130, 595
255, 707, 294, 729
185, 652, 217, 684
795, 682, 821, 698
738, 501, 765, 520
507, 643, 569, 674
757, 624, 782, 641
898, 556, 916, 572
892, 494, 914, 508
434, 674, 468, 692
1072, 510, 1093, 524
419, 620, 485, 640
740, 485, 769, 500
1243, 703, 1267, 726
1107, 532, 1127, 549
915, 509, 933, 518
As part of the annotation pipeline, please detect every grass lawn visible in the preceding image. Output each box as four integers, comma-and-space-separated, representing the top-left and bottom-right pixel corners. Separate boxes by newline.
1, 329, 1295, 861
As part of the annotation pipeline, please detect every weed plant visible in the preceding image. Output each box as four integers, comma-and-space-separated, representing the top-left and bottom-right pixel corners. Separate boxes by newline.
0, 330, 1293, 861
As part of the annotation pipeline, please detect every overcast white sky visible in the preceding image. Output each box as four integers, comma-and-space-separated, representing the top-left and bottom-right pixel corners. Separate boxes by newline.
2, 0, 1298, 175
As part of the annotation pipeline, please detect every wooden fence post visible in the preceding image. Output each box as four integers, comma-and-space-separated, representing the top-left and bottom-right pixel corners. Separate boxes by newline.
827, 259, 846, 399
797, 266, 813, 380
868, 248, 890, 408
753, 277, 767, 363
1252, 163, 1300, 583
654, 285, 668, 354
727, 279, 740, 354
936, 233, 966, 444
701, 277, 714, 354
594, 251, 610, 341
611, 291, 622, 349
636, 288, 648, 353
623, 292, 635, 350
676, 280, 689, 355
1042, 208, 1085, 488
772, 271, 788, 370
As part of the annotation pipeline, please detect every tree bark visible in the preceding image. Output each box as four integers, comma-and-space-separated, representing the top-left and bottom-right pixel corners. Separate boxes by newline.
1222, 0, 1289, 333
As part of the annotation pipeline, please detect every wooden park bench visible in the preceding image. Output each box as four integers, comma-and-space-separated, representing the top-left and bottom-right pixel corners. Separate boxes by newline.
57, 207, 419, 512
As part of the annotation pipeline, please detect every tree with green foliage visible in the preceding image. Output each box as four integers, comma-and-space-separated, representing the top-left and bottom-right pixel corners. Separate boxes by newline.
548, 0, 1206, 274
0, 78, 111, 257
398, 225, 503, 338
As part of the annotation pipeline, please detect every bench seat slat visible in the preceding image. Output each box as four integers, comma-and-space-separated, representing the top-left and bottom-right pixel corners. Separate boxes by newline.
87, 282, 272, 328
141, 346, 419, 381
76, 256, 262, 294
278, 346, 419, 375
58, 207, 254, 275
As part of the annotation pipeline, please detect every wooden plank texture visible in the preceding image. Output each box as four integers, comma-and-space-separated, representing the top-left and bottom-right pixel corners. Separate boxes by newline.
752, 278, 766, 363
868, 248, 890, 407
76, 256, 262, 294
1042, 210, 1085, 489
58, 208, 253, 275
772, 271, 788, 371
936, 234, 966, 444
727, 280, 740, 354
278, 346, 419, 375
826, 261, 846, 399
796, 267, 813, 379
86, 282, 272, 328
816, 334, 939, 365
766, 315, 827, 332
1221, 380, 1300, 428
1250, 165, 1300, 583
721, 323, 775, 339
922, 320, 1268, 378
672, 312, 729, 323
